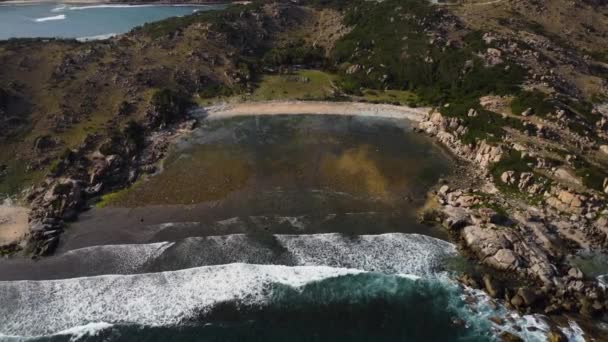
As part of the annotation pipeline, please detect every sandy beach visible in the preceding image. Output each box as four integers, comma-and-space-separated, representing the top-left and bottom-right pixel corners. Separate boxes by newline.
0, 205, 29, 245
201, 101, 432, 122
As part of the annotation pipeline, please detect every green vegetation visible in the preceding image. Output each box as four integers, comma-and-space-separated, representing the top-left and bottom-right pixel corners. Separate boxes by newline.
359, 89, 423, 107
199, 83, 234, 99
123, 121, 146, 152
95, 186, 134, 208
262, 39, 326, 68
330, 0, 525, 105
250, 70, 337, 101
511, 90, 553, 117
0, 159, 43, 196
489, 149, 533, 179
441, 99, 524, 144
150, 88, 192, 127
573, 159, 608, 192
488, 149, 548, 204
135, 3, 258, 39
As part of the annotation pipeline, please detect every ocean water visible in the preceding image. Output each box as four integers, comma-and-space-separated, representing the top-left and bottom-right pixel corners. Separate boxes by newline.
0, 3, 225, 40
0, 230, 584, 341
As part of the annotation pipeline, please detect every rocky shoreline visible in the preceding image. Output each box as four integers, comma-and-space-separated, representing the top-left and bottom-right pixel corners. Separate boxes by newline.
416, 108, 607, 331
22, 112, 198, 256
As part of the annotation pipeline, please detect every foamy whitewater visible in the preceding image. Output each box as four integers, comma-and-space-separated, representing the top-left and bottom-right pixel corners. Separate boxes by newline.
0, 233, 587, 341
0, 264, 363, 337
20, 233, 457, 279
34, 15, 66, 23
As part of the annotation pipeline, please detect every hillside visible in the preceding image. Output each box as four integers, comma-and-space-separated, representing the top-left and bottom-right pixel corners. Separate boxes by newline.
1, 0, 608, 337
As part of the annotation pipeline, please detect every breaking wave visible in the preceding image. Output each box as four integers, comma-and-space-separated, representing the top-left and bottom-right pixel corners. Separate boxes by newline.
0, 264, 363, 337
1, 233, 456, 280
33, 15, 66, 23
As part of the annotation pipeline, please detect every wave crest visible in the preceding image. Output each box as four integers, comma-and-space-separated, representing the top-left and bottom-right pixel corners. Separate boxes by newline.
34, 15, 66, 23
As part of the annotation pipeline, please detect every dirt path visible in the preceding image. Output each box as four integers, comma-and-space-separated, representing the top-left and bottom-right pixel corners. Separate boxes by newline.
200, 101, 431, 122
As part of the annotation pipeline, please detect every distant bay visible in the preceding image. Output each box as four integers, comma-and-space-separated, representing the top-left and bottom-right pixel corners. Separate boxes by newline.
0, 3, 226, 40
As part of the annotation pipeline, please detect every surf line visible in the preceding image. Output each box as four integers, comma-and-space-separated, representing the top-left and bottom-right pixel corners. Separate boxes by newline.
34, 15, 66, 23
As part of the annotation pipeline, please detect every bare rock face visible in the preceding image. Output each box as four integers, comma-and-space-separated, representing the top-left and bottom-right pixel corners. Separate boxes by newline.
492, 248, 518, 269
567, 267, 584, 280
501, 171, 517, 185
419, 111, 502, 169
462, 225, 518, 270
546, 189, 586, 214
462, 224, 555, 283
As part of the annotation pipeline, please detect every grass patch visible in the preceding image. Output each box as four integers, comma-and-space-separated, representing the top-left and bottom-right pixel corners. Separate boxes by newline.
359, 89, 423, 106
250, 70, 337, 101
0, 159, 44, 197
95, 187, 133, 208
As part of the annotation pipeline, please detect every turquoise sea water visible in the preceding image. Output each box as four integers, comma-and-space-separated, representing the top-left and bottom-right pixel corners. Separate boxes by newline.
0, 3, 225, 40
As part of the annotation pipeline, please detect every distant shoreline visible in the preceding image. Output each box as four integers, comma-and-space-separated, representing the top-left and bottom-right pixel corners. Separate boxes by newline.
0, 0, 233, 5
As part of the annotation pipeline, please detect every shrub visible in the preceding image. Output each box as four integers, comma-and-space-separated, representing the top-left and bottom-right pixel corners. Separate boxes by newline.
123, 121, 146, 151
489, 149, 534, 180
151, 88, 192, 126
262, 40, 326, 67
199, 83, 233, 99
330, 0, 525, 106
511, 90, 553, 117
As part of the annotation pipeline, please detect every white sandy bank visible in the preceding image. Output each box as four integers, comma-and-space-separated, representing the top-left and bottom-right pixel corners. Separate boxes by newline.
200, 101, 431, 122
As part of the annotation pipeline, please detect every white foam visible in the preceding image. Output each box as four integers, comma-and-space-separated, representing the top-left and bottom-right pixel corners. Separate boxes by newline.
50, 5, 67, 13
67, 4, 156, 10
55, 322, 114, 341
34, 14, 66, 22
599, 274, 608, 289
275, 233, 456, 276
59, 233, 457, 277
461, 286, 587, 342
560, 320, 586, 342
0, 264, 363, 337
76, 33, 117, 42
60, 241, 174, 274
